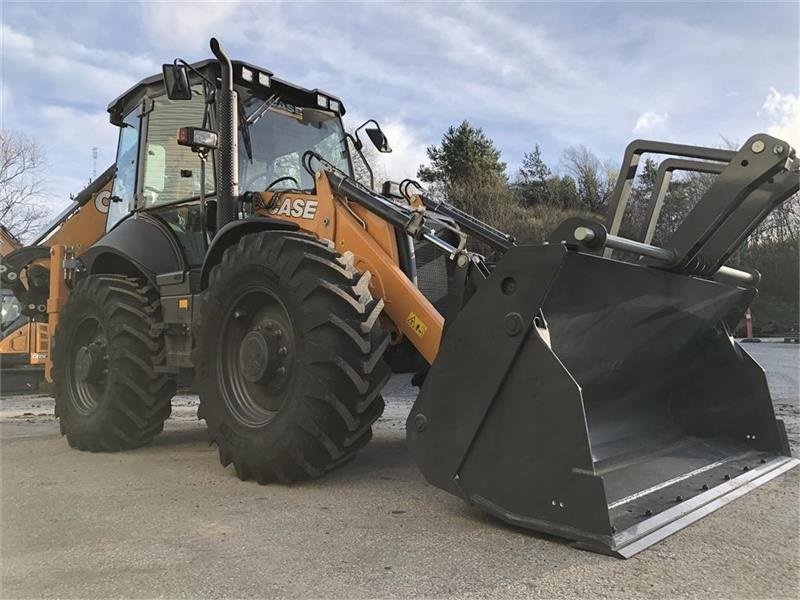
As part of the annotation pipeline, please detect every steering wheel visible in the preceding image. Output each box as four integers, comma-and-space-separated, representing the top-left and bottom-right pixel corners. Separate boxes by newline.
265, 176, 299, 191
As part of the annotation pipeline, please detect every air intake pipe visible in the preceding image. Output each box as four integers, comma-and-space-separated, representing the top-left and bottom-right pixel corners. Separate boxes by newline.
210, 37, 238, 233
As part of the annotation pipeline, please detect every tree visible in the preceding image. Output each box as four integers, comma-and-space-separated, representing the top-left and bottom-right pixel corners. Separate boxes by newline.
417, 120, 507, 188
1, 131, 47, 241
516, 144, 553, 206
561, 145, 616, 213
620, 157, 659, 239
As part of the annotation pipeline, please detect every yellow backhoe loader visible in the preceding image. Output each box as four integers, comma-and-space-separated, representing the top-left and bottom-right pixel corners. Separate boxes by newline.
1, 38, 797, 557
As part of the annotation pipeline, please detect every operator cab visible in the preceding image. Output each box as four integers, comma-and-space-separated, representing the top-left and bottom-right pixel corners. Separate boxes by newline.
105, 59, 351, 263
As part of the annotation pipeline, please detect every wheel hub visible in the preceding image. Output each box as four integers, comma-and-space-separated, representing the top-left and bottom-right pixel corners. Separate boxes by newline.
75, 341, 107, 383
237, 319, 289, 386
239, 330, 272, 383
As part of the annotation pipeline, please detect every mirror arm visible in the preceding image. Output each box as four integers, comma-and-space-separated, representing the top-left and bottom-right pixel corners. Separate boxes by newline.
345, 133, 374, 190
353, 119, 380, 148
174, 59, 218, 92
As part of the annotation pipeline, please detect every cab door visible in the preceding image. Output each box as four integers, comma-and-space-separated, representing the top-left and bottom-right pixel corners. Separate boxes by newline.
107, 108, 141, 231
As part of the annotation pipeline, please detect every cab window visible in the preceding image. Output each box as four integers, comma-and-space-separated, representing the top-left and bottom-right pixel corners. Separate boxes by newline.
141, 87, 213, 207
107, 109, 140, 230
1, 292, 23, 333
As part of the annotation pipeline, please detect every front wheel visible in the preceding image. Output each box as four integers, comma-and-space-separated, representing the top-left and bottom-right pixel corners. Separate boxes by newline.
194, 232, 390, 483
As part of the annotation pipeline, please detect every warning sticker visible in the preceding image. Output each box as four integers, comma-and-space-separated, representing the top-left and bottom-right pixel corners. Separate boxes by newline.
406, 312, 428, 338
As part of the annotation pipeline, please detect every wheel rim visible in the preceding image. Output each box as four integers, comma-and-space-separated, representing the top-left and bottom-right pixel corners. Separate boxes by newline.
218, 284, 295, 428
67, 315, 109, 415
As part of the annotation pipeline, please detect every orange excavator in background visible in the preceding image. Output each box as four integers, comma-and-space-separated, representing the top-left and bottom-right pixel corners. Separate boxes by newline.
1, 170, 114, 392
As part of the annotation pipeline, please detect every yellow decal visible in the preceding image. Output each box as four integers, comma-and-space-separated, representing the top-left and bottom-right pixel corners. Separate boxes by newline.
178, 298, 189, 309
406, 312, 427, 338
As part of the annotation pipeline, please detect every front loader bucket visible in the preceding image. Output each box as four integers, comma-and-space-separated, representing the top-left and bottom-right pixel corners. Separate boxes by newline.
407, 243, 797, 557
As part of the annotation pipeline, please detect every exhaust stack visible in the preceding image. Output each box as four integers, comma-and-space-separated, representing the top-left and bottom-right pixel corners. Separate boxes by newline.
210, 37, 239, 233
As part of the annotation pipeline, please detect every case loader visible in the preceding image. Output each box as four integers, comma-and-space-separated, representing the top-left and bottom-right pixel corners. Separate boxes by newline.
1, 38, 797, 557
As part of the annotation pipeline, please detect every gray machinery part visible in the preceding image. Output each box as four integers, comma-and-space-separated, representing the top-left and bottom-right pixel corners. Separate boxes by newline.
407, 133, 799, 557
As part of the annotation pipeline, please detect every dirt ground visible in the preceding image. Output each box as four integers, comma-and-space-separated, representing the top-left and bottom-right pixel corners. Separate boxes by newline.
1, 344, 798, 599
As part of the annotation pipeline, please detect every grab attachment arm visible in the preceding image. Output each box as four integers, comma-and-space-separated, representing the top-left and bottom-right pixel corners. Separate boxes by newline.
571, 224, 758, 285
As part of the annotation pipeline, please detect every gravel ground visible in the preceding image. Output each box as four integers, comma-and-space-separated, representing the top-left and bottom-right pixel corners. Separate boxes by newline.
0, 344, 798, 599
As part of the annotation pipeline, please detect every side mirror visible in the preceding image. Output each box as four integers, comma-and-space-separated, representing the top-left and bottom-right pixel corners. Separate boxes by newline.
162, 64, 192, 100
365, 127, 392, 153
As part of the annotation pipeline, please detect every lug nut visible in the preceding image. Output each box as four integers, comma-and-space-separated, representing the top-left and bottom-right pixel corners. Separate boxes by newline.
276, 367, 286, 376
278, 346, 288, 355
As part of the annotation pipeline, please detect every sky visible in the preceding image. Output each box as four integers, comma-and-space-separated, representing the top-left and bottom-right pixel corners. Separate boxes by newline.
1, 1, 798, 220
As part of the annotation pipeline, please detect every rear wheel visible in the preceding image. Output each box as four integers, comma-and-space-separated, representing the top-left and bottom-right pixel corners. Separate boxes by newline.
194, 231, 390, 483
53, 275, 175, 451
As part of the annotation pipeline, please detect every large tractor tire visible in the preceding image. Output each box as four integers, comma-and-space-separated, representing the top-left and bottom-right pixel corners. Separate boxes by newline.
194, 231, 391, 483
53, 275, 175, 451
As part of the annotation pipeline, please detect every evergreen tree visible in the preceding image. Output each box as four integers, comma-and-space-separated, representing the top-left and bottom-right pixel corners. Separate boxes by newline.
417, 120, 507, 187
517, 144, 553, 206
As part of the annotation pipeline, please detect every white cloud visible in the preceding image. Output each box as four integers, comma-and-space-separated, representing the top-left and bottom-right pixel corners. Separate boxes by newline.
761, 88, 800, 146
634, 111, 669, 134
343, 112, 430, 183
141, 2, 241, 52
0, 24, 154, 98
374, 119, 430, 181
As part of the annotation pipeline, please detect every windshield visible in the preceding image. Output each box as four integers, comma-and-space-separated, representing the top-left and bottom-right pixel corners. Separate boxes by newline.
239, 96, 350, 193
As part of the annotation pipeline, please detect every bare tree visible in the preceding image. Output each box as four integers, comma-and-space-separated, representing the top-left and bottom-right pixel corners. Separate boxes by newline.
561, 145, 617, 213
0, 131, 48, 242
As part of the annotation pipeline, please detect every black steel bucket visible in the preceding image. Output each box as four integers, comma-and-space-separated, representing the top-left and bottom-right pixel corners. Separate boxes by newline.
407, 243, 797, 557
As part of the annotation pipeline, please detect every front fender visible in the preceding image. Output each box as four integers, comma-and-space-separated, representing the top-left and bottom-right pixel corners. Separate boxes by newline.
81, 214, 186, 284
200, 217, 299, 288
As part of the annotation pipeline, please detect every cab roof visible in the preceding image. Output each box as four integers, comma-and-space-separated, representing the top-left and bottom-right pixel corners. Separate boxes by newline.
107, 59, 346, 126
